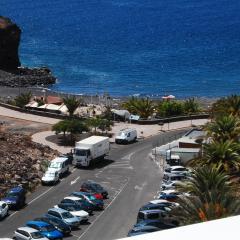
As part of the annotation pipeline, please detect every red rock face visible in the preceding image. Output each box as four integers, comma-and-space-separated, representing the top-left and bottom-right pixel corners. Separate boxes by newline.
0, 16, 21, 70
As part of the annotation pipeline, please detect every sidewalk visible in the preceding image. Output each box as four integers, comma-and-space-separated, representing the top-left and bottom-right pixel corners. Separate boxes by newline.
32, 119, 209, 154
0, 106, 60, 124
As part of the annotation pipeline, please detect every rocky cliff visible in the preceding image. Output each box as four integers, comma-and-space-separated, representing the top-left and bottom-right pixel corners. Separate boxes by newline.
0, 16, 56, 87
0, 16, 21, 70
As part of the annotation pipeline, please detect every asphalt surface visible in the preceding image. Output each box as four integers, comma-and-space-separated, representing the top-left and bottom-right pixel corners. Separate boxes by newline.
0, 129, 187, 239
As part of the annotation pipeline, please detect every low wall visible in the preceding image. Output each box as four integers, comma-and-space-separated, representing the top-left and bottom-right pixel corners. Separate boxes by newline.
136, 113, 210, 125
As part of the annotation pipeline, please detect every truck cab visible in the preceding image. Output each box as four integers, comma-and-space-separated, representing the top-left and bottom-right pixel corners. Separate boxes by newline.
73, 147, 91, 167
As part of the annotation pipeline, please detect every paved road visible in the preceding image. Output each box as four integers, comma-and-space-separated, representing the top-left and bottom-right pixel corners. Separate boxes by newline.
0, 129, 187, 239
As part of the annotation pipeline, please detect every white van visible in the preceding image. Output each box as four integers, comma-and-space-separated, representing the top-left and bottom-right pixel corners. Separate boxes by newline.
47, 156, 70, 177
115, 128, 137, 144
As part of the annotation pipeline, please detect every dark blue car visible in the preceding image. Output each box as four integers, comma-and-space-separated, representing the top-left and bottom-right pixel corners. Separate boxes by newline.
134, 219, 178, 229
127, 226, 160, 237
26, 220, 63, 239
2, 186, 26, 209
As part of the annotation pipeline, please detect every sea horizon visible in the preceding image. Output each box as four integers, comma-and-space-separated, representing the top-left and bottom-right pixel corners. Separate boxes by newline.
2, 0, 240, 98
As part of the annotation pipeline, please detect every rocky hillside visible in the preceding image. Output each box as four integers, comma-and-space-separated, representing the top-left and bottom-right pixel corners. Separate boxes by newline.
0, 132, 58, 197
0, 16, 56, 87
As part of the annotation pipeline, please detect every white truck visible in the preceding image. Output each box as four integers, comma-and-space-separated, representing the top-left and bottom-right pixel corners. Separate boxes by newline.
73, 136, 110, 167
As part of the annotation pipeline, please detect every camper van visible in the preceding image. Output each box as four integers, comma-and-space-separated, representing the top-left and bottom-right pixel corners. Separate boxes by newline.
115, 128, 137, 144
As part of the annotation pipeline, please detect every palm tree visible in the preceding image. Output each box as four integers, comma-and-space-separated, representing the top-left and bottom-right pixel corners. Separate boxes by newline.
184, 98, 200, 114
122, 97, 155, 119
14, 91, 32, 108
205, 115, 240, 142
63, 96, 82, 117
191, 140, 240, 173
174, 167, 240, 225
212, 95, 240, 117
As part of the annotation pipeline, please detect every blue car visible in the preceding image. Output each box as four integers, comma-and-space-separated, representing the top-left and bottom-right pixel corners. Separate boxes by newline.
2, 186, 26, 209
127, 226, 160, 237
26, 220, 63, 239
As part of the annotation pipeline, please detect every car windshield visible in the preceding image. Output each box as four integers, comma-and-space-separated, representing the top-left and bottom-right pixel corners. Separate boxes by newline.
49, 162, 61, 169
31, 232, 44, 239
62, 212, 74, 219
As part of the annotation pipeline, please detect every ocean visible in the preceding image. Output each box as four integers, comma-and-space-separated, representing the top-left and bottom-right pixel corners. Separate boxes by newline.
1, 0, 240, 98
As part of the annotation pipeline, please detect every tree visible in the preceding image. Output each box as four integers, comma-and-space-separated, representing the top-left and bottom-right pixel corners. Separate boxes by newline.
174, 167, 240, 225
156, 100, 184, 117
63, 96, 81, 117
191, 140, 240, 173
14, 91, 32, 108
122, 97, 155, 119
205, 115, 240, 142
87, 117, 112, 134
183, 98, 200, 114
52, 119, 88, 142
212, 95, 240, 117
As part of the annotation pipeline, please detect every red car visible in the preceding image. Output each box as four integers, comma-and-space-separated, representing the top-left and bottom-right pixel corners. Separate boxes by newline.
80, 181, 108, 199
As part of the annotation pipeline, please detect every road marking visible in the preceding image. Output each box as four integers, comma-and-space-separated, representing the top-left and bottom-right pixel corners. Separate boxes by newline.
121, 151, 136, 160
8, 211, 18, 218
77, 178, 129, 240
71, 176, 80, 185
28, 187, 54, 205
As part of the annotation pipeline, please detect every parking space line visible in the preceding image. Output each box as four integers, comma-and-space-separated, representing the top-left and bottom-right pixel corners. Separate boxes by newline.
28, 187, 54, 205
77, 178, 129, 240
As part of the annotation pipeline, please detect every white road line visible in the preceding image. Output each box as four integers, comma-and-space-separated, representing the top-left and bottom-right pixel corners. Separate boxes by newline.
28, 187, 54, 205
72, 168, 76, 173
77, 178, 129, 240
121, 151, 136, 160
8, 211, 18, 218
70, 176, 80, 185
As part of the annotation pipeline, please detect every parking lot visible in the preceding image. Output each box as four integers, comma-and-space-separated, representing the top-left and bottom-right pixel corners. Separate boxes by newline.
0, 130, 187, 240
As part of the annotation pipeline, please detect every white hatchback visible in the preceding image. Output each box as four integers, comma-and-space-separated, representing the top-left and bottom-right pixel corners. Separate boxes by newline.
13, 227, 48, 240
41, 170, 59, 185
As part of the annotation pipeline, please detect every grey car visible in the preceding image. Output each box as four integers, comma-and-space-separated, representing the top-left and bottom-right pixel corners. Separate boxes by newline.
46, 208, 80, 229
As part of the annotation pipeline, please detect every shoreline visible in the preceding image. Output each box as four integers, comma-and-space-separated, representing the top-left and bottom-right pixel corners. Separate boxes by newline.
0, 86, 218, 108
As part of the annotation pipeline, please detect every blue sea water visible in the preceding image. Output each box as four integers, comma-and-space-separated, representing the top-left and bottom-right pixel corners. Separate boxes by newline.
1, 0, 240, 98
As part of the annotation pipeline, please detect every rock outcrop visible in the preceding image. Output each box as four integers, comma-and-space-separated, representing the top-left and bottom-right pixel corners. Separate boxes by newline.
0, 16, 21, 70
0, 16, 56, 87
0, 132, 59, 197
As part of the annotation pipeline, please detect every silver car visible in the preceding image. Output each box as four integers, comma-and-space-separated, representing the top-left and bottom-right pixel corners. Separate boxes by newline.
46, 208, 80, 229
13, 227, 48, 240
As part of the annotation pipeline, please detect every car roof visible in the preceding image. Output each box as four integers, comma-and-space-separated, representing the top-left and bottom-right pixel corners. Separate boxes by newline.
161, 189, 177, 194
64, 196, 81, 201
27, 220, 50, 227
51, 156, 68, 163
48, 207, 68, 213
149, 199, 168, 204
139, 209, 163, 214
9, 186, 23, 193
17, 226, 39, 233
170, 166, 186, 170
133, 225, 160, 230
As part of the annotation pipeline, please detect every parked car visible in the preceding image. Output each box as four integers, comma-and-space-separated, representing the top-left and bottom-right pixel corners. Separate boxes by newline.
2, 186, 26, 209
115, 128, 137, 144
46, 208, 80, 229
134, 219, 177, 230
163, 172, 189, 182
161, 180, 182, 190
13, 227, 48, 240
127, 226, 160, 237
139, 202, 172, 212
41, 171, 59, 185
54, 203, 89, 223
34, 217, 71, 236
70, 192, 104, 210
137, 209, 179, 225
147, 200, 179, 208
47, 156, 70, 177
80, 181, 108, 199
59, 198, 94, 214
0, 201, 9, 219
158, 190, 181, 202
164, 166, 190, 176
26, 221, 63, 240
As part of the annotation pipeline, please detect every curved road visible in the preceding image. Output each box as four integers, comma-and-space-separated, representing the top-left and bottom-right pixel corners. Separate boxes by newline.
0, 129, 187, 239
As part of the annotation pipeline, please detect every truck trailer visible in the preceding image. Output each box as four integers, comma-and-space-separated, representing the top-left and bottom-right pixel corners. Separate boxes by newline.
73, 136, 110, 167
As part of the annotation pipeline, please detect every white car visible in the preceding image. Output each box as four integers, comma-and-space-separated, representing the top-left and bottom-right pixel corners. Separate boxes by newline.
41, 171, 59, 185
148, 199, 179, 207
161, 180, 182, 190
56, 196, 89, 222
164, 166, 189, 175
0, 201, 9, 219
13, 227, 48, 240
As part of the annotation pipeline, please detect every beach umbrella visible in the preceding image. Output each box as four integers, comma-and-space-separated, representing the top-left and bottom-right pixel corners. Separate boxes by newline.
162, 94, 175, 100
